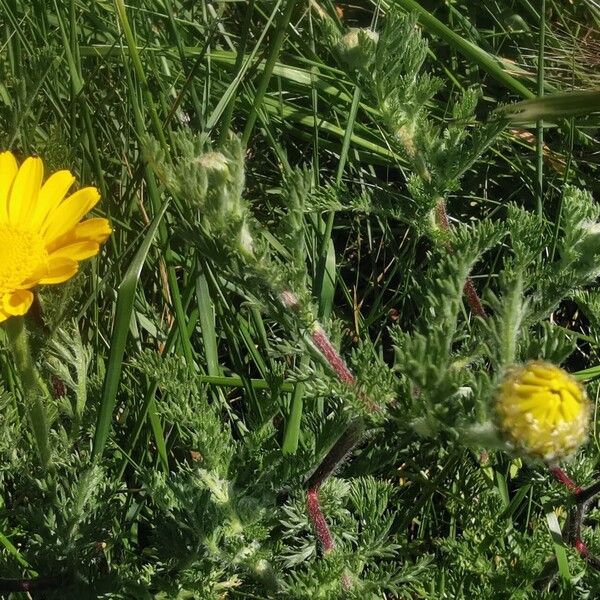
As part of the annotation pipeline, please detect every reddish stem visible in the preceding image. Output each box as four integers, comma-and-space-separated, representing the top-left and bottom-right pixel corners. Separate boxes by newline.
278, 277, 371, 586
280, 291, 355, 385
278, 290, 359, 561
574, 538, 590, 558
279, 290, 301, 311
303, 326, 368, 587
307, 487, 335, 554
309, 326, 381, 412
435, 198, 486, 318
435, 199, 450, 230
310, 325, 355, 385
463, 278, 487, 318
550, 466, 583, 495
304, 421, 365, 580
550, 466, 600, 569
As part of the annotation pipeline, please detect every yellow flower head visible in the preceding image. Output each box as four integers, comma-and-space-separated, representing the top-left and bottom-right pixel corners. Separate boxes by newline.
0, 151, 111, 322
495, 361, 590, 462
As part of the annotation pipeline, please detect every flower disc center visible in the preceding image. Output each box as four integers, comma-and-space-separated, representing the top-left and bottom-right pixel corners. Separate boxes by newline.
0, 225, 47, 296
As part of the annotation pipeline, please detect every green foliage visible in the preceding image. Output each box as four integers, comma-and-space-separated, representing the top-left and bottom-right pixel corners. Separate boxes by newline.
278, 477, 431, 599
45, 322, 93, 434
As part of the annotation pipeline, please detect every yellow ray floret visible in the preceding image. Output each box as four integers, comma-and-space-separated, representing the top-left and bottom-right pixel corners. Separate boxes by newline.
495, 361, 590, 462
0, 151, 111, 322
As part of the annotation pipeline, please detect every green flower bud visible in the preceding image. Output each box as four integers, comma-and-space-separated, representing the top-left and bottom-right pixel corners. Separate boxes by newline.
196, 151, 240, 219
197, 151, 229, 185
572, 221, 600, 278
337, 28, 378, 70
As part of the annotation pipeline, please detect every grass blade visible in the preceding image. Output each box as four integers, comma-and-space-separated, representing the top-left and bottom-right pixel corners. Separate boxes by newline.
92, 200, 169, 461
390, 0, 535, 99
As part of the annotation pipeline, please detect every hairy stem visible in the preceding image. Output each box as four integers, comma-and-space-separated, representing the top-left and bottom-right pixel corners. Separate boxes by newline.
305, 422, 364, 568
435, 198, 487, 318
549, 466, 582, 494
278, 292, 373, 584
5, 316, 51, 467
306, 488, 335, 554
278, 291, 368, 581
309, 324, 355, 385
550, 466, 600, 570
279, 290, 360, 390
306, 420, 365, 490
575, 479, 600, 505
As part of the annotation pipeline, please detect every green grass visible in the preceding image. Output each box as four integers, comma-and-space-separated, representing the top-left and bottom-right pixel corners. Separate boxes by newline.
1, 1, 600, 598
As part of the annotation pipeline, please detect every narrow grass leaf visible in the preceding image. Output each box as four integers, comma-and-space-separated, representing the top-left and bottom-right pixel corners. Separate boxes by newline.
499, 89, 600, 124
92, 200, 169, 461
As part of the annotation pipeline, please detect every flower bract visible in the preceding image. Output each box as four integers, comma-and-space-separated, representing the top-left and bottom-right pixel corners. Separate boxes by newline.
0, 151, 111, 322
495, 361, 590, 462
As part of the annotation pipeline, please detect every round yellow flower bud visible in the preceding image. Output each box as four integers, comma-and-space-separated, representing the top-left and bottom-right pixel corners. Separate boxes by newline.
495, 361, 590, 462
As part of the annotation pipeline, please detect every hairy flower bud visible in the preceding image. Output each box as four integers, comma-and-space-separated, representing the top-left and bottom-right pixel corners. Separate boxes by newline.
394, 125, 417, 158
198, 151, 229, 179
196, 150, 243, 220
337, 28, 379, 70
572, 221, 600, 278
198, 151, 230, 198
494, 361, 590, 462
238, 221, 255, 257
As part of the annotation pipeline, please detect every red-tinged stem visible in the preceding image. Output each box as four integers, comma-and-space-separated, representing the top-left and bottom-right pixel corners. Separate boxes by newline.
435, 199, 450, 230
305, 421, 365, 566
341, 572, 353, 590
463, 278, 487, 318
549, 466, 600, 570
571, 535, 600, 570
278, 287, 369, 586
279, 289, 301, 312
307, 487, 335, 554
435, 198, 486, 318
309, 325, 381, 411
306, 420, 365, 491
574, 538, 590, 557
310, 325, 355, 385
550, 466, 583, 494
279, 291, 354, 385
280, 292, 364, 393
575, 479, 600, 504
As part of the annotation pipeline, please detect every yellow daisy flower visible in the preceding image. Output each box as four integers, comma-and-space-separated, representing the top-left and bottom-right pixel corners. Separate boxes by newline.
0, 151, 111, 322
495, 361, 590, 462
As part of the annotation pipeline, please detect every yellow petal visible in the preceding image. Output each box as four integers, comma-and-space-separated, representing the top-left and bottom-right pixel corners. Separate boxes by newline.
38, 256, 78, 284
73, 217, 112, 243
41, 187, 100, 244
46, 217, 112, 253
30, 170, 75, 231
0, 151, 18, 222
50, 241, 100, 261
3, 289, 34, 316
8, 156, 43, 226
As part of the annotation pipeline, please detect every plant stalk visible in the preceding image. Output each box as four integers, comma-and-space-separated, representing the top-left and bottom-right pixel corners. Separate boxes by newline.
306, 488, 335, 554
550, 466, 600, 570
5, 317, 50, 467
435, 198, 486, 318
